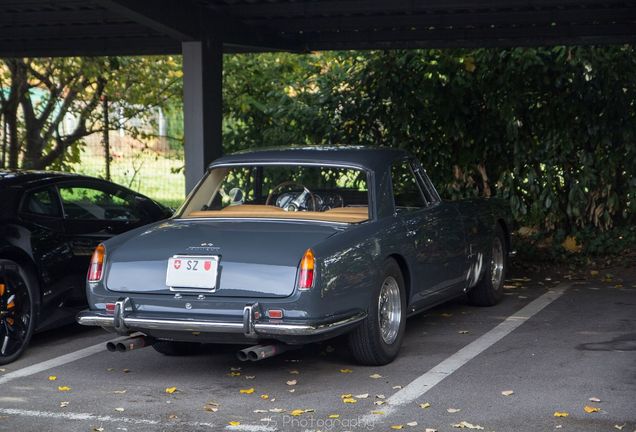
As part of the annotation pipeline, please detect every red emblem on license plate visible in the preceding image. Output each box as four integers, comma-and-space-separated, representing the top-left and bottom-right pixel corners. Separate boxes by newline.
173, 259, 181, 269
204, 260, 212, 271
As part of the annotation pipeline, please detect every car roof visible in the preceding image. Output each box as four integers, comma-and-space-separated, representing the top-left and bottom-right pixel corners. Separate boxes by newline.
0, 170, 88, 188
209, 146, 411, 171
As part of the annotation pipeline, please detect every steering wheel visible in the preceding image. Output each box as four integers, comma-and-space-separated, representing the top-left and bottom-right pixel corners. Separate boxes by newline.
265, 181, 317, 211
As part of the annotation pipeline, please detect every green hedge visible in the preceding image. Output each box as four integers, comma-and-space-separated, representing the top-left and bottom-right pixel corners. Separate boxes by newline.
222, 47, 636, 255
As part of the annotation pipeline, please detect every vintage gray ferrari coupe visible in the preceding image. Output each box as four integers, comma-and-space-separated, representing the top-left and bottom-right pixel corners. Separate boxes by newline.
78, 147, 512, 365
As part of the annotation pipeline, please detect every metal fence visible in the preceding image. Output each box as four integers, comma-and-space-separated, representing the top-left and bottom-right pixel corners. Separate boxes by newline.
69, 132, 186, 209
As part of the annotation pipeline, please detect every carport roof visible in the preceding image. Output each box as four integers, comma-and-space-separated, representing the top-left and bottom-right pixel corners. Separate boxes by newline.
1, 0, 635, 57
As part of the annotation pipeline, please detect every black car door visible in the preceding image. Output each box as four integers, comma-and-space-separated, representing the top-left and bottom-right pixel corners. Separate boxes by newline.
18, 186, 73, 300
56, 181, 153, 286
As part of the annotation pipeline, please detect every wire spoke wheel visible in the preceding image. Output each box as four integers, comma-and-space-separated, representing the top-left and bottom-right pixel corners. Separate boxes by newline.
0, 269, 32, 359
377, 276, 402, 345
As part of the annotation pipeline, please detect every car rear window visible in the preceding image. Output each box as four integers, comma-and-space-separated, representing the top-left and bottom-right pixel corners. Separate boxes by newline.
181, 165, 370, 223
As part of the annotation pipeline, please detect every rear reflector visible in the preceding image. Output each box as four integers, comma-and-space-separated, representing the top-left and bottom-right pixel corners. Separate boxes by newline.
88, 244, 105, 282
267, 309, 283, 319
105, 303, 116, 314
298, 248, 315, 290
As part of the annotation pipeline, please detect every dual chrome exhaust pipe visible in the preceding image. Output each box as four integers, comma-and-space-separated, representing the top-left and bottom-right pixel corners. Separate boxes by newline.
107, 336, 296, 361
106, 335, 153, 353
236, 344, 297, 362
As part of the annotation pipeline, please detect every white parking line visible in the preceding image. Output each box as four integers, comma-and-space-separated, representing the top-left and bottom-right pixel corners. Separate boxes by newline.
0, 408, 217, 428
0, 336, 124, 385
363, 285, 568, 421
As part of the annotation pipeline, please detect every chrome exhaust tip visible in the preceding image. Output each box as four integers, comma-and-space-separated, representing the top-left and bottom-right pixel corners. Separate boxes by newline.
108, 335, 153, 353
236, 344, 300, 362
236, 349, 250, 362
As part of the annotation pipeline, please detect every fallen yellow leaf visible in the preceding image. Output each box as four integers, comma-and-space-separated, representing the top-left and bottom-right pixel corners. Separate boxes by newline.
590, 270, 599, 276
342, 397, 357, 404
260, 394, 269, 400
229, 372, 241, 377
165, 387, 177, 394
328, 414, 340, 419
501, 390, 514, 396
114, 407, 124, 412
554, 411, 569, 417
390, 426, 404, 430
228, 421, 240, 426
369, 373, 383, 379
584, 405, 600, 413
57, 386, 71, 392
240, 388, 255, 394
290, 409, 305, 416
419, 402, 431, 409
48, 376, 57, 381
340, 393, 352, 398
371, 411, 385, 415
562, 236, 582, 253
340, 369, 353, 373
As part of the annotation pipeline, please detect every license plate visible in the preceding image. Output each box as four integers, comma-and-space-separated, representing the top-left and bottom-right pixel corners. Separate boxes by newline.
166, 255, 219, 291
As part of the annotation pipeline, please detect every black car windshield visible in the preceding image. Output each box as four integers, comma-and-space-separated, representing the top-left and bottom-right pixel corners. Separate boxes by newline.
180, 164, 370, 223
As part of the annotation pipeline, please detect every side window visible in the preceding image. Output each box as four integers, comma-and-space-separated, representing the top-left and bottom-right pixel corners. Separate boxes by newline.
23, 188, 60, 217
59, 186, 143, 222
391, 160, 427, 211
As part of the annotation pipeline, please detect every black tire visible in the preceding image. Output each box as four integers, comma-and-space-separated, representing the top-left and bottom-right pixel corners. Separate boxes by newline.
467, 225, 507, 307
348, 258, 406, 365
152, 340, 202, 356
0, 259, 38, 365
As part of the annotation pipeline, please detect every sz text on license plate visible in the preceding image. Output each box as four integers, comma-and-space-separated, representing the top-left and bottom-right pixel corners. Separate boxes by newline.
166, 255, 219, 290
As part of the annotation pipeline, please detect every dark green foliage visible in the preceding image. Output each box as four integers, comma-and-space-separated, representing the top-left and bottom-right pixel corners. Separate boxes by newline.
222, 47, 636, 254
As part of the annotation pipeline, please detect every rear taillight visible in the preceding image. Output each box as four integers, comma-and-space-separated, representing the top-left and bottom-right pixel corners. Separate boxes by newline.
298, 248, 315, 290
88, 244, 106, 282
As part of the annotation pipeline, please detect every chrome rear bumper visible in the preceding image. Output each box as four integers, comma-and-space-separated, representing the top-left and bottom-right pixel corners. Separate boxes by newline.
77, 298, 366, 338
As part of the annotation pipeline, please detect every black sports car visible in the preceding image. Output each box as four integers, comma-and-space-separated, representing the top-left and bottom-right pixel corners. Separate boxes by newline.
0, 170, 172, 364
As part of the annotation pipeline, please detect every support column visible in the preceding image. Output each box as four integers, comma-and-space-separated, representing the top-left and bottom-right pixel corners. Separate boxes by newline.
182, 39, 223, 193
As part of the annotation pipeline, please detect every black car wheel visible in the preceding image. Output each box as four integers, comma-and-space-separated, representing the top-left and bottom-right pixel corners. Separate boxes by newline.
0, 260, 37, 365
467, 225, 507, 306
152, 340, 202, 356
348, 258, 406, 365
